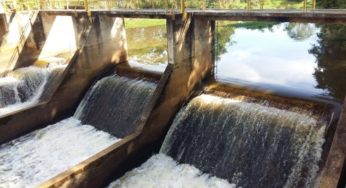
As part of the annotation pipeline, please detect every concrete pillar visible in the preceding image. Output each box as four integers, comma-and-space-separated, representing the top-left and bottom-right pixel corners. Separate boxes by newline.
320, 97, 346, 188
14, 12, 55, 69
77, 14, 127, 68
141, 15, 215, 144
0, 13, 8, 42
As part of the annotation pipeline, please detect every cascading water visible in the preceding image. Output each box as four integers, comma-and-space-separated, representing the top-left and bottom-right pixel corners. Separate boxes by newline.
0, 75, 156, 187
0, 56, 69, 116
74, 75, 157, 137
161, 94, 326, 188
0, 66, 55, 115
111, 94, 326, 188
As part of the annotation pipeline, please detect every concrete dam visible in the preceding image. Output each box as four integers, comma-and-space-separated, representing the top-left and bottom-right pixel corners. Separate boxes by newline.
0, 9, 345, 188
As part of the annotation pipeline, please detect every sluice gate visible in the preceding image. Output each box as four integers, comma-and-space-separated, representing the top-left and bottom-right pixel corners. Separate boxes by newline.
0, 9, 345, 188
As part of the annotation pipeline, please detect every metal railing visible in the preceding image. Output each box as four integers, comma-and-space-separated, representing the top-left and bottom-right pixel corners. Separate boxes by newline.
0, 0, 324, 13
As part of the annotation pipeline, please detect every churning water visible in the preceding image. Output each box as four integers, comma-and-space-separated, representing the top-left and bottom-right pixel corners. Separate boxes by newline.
0, 67, 49, 109
160, 94, 326, 188
108, 154, 236, 188
0, 117, 119, 188
0, 62, 68, 116
0, 75, 156, 187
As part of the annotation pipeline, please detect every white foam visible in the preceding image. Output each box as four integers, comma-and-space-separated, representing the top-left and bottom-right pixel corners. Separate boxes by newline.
128, 59, 167, 73
0, 77, 21, 86
38, 56, 69, 69
108, 154, 236, 188
0, 62, 67, 116
0, 67, 49, 116
0, 117, 120, 188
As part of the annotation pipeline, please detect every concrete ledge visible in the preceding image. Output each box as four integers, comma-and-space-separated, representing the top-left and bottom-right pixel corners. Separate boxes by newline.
41, 9, 179, 19
188, 9, 346, 23
39, 9, 346, 23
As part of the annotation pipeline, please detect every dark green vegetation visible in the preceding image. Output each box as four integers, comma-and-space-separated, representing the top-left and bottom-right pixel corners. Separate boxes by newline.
125, 18, 166, 29
126, 19, 167, 64
310, 24, 346, 100
317, 0, 346, 8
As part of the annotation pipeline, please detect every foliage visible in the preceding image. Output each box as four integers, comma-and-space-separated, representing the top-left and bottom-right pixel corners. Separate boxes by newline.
309, 24, 346, 100
125, 18, 166, 29
215, 23, 235, 61
126, 22, 167, 64
317, 0, 346, 8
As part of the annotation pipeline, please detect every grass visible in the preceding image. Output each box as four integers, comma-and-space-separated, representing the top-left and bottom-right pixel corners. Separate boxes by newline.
124, 18, 166, 29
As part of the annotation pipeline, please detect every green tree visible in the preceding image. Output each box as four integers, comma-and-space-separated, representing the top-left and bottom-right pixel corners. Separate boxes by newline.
317, 0, 346, 8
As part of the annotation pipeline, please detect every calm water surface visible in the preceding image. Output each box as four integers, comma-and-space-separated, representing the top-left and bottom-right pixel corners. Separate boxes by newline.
123, 21, 346, 101
216, 22, 346, 101
126, 24, 168, 73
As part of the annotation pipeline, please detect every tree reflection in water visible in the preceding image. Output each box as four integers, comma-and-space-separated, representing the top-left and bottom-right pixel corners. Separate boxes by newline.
310, 24, 346, 100
126, 25, 167, 65
215, 21, 346, 101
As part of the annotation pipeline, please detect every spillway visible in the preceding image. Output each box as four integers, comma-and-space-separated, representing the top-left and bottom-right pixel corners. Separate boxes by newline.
0, 67, 49, 107
0, 62, 66, 116
111, 94, 326, 188
161, 94, 325, 188
0, 75, 156, 187
74, 75, 157, 137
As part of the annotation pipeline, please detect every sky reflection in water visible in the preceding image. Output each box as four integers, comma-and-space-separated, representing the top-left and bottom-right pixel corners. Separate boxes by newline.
216, 22, 345, 100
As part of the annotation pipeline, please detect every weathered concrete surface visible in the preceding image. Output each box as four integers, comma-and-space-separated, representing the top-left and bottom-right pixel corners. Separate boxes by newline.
41, 9, 179, 19
203, 81, 337, 116
39, 50, 79, 102
40, 9, 346, 23
0, 12, 35, 73
319, 97, 346, 188
13, 12, 55, 69
141, 15, 214, 144
188, 9, 346, 23
2, 9, 345, 188
0, 13, 8, 41
0, 14, 127, 144
37, 15, 215, 188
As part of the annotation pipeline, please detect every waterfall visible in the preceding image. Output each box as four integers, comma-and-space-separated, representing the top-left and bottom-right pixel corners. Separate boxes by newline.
74, 75, 156, 137
0, 62, 67, 116
160, 94, 326, 188
0, 66, 49, 115
0, 67, 49, 105
0, 75, 157, 187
